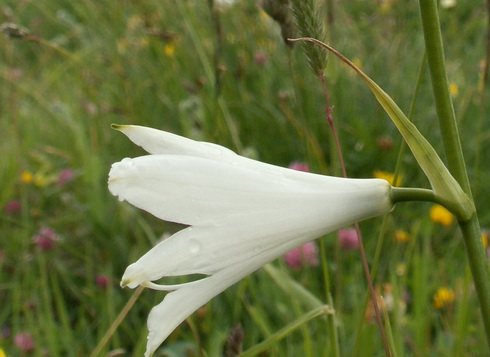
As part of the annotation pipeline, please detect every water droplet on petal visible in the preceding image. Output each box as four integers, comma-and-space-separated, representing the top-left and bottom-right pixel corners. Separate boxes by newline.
188, 239, 201, 254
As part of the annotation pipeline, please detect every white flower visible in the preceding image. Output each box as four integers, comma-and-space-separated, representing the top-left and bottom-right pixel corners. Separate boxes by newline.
108, 125, 393, 356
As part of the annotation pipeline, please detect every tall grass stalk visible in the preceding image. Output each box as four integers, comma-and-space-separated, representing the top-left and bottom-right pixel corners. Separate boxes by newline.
352, 52, 426, 355
318, 238, 340, 356
320, 69, 392, 357
289, 0, 391, 352
90, 286, 144, 357
418, 0, 490, 348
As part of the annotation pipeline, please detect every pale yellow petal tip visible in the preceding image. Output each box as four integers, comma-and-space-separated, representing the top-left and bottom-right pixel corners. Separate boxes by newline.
120, 276, 142, 289
120, 278, 131, 288
111, 123, 132, 131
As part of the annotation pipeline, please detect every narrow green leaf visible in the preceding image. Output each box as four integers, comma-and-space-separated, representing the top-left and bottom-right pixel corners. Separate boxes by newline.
238, 305, 333, 357
264, 264, 323, 311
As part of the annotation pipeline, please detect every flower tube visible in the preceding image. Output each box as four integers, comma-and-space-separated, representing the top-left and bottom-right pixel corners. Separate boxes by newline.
108, 125, 393, 356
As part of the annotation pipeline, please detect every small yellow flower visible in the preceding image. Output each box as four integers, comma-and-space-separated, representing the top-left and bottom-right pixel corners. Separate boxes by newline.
348, 58, 363, 77
395, 263, 407, 276
395, 230, 410, 243
449, 82, 459, 97
433, 287, 455, 309
21, 171, 34, 184
430, 204, 454, 226
117, 38, 128, 54
139, 37, 150, 48
258, 8, 270, 21
373, 170, 402, 186
482, 231, 488, 249
352, 58, 363, 70
127, 15, 143, 31
0, 347, 6, 357
379, 0, 393, 14
164, 43, 175, 57
33, 172, 49, 187
37, 172, 59, 187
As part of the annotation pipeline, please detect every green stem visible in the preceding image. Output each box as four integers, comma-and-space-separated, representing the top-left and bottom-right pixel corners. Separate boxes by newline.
390, 187, 436, 204
390, 187, 469, 226
390, 187, 464, 219
459, 217, 490, 343
418, 0, 467, 186
418, 0, 490, 349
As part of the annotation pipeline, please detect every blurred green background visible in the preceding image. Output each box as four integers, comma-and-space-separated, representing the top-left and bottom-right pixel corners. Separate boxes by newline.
1, 0, 489, 356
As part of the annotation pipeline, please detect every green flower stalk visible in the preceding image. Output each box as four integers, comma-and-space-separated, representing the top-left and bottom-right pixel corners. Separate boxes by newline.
418, 0, 490, 348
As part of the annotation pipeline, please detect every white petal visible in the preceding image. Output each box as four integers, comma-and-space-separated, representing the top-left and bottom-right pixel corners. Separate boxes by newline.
121, 222, 311, 288
109, 155, 391, 227
113, 124, 237, 159
112, 124, 392, 193
143, 228, 317, 357
121, 178, 390, 288
143, 261, 246, 357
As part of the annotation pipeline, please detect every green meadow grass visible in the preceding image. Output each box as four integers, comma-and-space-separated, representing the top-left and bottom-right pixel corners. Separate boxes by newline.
1, 0, 489, 356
